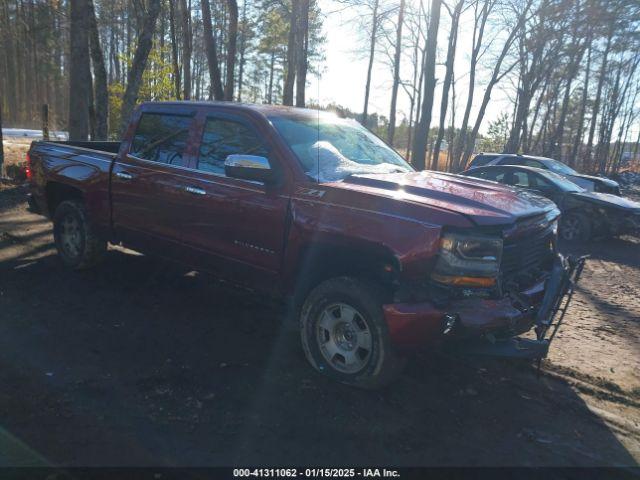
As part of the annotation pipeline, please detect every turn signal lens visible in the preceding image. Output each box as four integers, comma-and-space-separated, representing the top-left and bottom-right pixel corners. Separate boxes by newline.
430, 273, 496, 287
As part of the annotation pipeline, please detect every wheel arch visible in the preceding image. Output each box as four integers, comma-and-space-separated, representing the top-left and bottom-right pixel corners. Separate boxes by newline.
287, 240, 401, 304
45, 182, 84, 217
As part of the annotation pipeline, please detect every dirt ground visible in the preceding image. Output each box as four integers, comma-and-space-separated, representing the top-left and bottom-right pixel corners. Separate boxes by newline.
0, 181, 639, 468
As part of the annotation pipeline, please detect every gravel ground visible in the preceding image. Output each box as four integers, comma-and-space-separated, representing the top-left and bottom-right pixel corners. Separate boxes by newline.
0, 182, 638, 468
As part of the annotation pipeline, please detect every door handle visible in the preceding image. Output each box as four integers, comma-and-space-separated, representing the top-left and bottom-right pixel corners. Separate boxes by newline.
184, 185, 206, 196
115, 171, 134, 180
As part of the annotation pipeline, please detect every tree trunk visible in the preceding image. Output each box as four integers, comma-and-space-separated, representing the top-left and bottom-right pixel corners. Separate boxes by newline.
283, 1, 298, 106
432, 0, 462, 169
1, 0, 17, 122
68, 0, 90, 141
268, 51, 275, 104
87, 0, 109, 139
585, 31, 612, 170
168, 0, 182, 99
411, 0, 441, 170
0, 103, 4, 176
362, 0, 380, 127
387, 0, 405, 144
295, 0, 310, 107
570, 39, 592, 168
550, 14, 586, 160
451, 1, 490, 172
461, 0, 531, 165
201, 0, 225, 100
119, 0, 162, 135
237, 0, 247, 101
224, 0, 238, 101
180, 0, 192, 100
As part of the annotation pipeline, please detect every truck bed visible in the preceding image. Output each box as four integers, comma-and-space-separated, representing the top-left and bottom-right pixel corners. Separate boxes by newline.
42, 140, 121, 155
28, 140, 120, 231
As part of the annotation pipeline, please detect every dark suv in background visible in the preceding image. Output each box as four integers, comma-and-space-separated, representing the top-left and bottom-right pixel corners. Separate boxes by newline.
467, 153, 620, 195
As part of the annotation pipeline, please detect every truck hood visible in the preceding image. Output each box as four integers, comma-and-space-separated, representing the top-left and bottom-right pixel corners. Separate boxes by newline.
326, 171, 557, 227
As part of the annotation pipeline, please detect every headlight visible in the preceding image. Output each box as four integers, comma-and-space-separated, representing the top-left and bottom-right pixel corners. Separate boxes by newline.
431, 233, 502, 287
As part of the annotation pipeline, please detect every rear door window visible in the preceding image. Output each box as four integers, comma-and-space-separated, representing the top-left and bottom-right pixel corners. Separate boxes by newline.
130, 113, 192, 167
505, 171, 530, 187
197, 118, 268, 176
471, 168, 505, 182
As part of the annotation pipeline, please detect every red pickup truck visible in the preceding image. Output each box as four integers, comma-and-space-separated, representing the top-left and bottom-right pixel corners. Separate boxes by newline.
27, 101, 582, 388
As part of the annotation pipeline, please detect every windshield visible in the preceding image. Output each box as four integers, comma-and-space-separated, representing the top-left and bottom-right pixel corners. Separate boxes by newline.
270, 115, 413, 182
545, 159, 578, 175
545, 170, 585, 192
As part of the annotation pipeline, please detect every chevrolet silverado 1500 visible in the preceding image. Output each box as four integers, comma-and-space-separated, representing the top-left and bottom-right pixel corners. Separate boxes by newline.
27, 102, 582, 388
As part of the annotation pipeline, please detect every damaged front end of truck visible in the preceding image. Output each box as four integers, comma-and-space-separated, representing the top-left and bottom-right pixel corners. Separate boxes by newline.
383, 209, 587, 361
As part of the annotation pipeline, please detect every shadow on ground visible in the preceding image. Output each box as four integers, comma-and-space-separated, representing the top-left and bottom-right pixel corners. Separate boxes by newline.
0, 189, 637, 467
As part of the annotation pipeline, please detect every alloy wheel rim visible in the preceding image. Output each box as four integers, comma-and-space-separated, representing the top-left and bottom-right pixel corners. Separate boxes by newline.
316, 303, 372, 374
562, 217, 581, 241
60, 215, 82, 258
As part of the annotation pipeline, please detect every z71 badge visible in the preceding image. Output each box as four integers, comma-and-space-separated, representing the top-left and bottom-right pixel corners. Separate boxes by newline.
295, 186, 326, 198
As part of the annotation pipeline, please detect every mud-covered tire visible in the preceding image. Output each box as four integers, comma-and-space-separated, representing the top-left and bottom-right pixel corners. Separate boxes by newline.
560, 211, 591, 242
53, 200, 106, 270
300, 277, 406, 389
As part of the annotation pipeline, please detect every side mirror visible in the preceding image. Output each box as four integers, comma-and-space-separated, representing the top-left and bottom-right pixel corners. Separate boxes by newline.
224, 154, 275, 184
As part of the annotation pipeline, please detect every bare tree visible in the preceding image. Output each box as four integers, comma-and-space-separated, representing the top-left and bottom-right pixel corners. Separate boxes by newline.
225, 0, 239, 101
295, 0, 310, 107
68, 0, 91, 141
283, 1, 299, 106
505, 0, 564, 153
387, 0, 405, 144
180, 0, 192, 100
412, 0, 442, 170
431, 0, 463, 169
461, 0, 534, 166
168, 0, 182, 100
362, 0, 380, 126
201, 0, 225, 100
451, 0, 493, 171
87, 0, 108, 139
119, 0, 162, 135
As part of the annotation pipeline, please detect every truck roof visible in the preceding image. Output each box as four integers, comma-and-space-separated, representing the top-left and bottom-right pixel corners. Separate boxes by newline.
140, 101, 335, 122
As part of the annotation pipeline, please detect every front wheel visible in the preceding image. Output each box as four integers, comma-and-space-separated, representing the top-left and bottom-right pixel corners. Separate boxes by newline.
300, 277, 405, 389
560, 212, 591, 242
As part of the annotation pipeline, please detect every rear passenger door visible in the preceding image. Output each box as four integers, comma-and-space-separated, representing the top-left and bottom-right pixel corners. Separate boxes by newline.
175, 112, 290, 291
111, 111, 199, 259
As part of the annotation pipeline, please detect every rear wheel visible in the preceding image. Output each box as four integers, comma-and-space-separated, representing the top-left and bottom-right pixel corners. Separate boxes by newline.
300, 277, 405, 389
53, 200, 106, 269
560, 212, 591, 242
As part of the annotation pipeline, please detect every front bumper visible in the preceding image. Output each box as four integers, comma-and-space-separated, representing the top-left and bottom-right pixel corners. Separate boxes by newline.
383, 254, 586, 359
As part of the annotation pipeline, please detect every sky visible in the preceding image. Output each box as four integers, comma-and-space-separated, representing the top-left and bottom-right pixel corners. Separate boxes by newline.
307, 0, 515, 135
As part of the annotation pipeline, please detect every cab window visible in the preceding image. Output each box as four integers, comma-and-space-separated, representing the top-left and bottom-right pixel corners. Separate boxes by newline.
197, 118, 268, 176
472, 169, 505, 182
130, 113, 192, 166
504, 171, 530, 187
